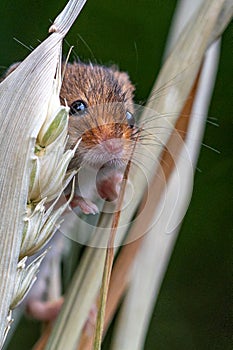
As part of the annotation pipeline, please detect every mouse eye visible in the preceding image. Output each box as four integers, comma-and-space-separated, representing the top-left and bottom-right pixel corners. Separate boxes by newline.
126, 111, 135, 128
70, 100, 87, 116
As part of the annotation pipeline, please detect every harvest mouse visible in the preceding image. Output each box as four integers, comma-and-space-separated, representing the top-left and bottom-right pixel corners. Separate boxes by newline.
3, 61, 137, 214
2, 61, 137, 322
61, 61, 137, 214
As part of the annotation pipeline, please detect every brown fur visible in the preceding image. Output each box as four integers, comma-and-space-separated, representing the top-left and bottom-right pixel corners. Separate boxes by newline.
60, 62, 134, 109
61, 62, 136, 170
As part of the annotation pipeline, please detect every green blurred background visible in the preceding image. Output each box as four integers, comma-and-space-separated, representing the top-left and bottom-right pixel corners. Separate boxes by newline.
0, 0, 232, 349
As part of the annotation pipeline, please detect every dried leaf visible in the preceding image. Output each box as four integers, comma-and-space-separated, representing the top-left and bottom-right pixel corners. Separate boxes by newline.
0, 0, 87, 345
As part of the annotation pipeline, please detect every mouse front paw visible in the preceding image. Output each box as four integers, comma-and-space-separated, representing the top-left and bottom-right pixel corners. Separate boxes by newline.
70, 195, 99, 215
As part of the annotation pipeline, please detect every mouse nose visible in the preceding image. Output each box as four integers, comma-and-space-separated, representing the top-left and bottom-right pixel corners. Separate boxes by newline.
103, 139, 123, 156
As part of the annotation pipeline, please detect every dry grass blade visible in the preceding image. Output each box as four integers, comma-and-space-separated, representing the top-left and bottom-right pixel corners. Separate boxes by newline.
0, 0, 87, 346
93, 157, 134, 350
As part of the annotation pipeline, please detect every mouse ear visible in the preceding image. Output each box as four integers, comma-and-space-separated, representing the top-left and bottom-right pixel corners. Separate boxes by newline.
112, 69, 135, 106
112, 69, 135, 93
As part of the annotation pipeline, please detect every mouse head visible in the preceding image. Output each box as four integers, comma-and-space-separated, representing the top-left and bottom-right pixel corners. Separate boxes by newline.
61, 62, 138, 171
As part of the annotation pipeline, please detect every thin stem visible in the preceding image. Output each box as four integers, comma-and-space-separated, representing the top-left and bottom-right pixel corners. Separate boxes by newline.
93, 143, 135, 350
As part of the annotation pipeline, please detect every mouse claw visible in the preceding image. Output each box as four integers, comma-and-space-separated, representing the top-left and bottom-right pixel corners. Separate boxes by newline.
70, 196, 99, 215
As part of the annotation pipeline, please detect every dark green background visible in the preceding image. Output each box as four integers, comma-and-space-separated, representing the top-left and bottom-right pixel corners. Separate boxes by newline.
0, 1, 232, 349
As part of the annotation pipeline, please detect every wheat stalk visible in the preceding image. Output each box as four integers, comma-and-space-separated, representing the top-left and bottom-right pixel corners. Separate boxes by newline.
0, 0, 87, 347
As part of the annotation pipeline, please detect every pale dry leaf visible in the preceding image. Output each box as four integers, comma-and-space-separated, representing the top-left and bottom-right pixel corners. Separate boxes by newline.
0, 0, 87, 345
